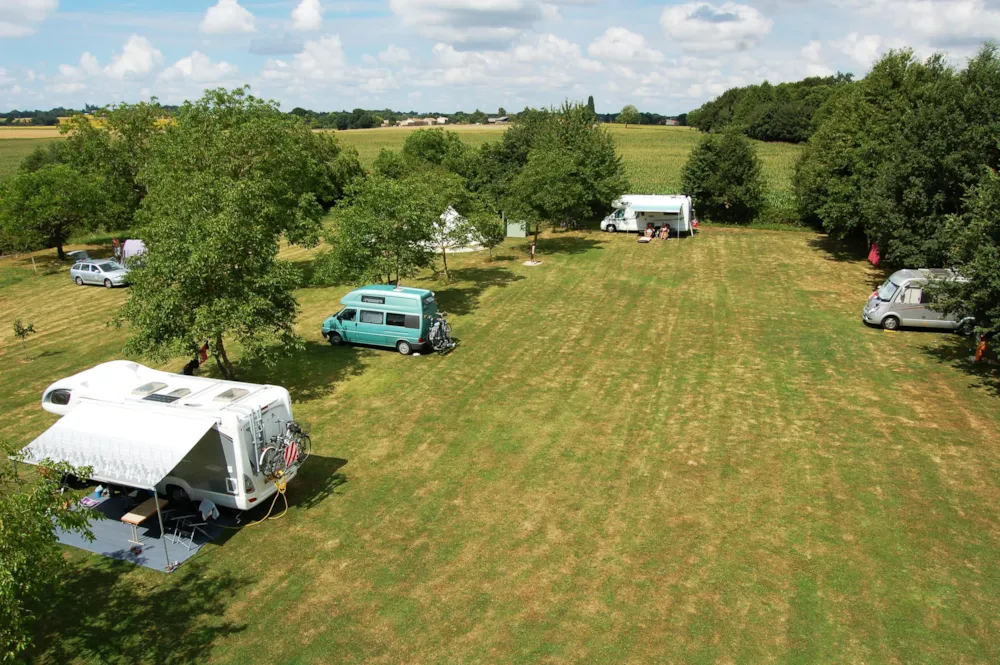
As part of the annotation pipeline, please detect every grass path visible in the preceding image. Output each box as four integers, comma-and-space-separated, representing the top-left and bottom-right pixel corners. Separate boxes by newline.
1, 228, 998, 663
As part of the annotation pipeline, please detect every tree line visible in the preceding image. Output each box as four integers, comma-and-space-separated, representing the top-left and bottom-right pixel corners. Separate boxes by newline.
687, 74, 854, 143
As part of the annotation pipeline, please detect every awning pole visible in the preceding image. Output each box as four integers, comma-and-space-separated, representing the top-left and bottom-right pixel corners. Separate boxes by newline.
152, 487, 171, 571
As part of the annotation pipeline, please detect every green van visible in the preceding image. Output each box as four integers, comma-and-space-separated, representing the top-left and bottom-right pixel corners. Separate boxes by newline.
322, 285, 441, 355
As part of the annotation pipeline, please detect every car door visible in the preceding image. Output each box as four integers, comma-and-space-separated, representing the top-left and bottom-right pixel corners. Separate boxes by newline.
82, 265, 97, 284
357, 309, 386, 346
338, 308, 359, 342
896, 284, 924, 326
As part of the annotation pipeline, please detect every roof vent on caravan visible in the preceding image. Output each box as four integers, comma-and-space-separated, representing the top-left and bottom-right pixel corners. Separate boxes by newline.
143, 387, 191, 404
214, 387, 249, 403
131, 381, 167, 396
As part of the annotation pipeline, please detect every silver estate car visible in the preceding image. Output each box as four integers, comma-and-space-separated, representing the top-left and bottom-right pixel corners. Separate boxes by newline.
863, 268, 973, 332
70, 259, 129, 288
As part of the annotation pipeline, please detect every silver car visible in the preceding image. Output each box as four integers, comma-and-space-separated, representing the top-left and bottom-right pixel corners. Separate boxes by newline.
862, 268, 973, 332
70, 259, 129, 288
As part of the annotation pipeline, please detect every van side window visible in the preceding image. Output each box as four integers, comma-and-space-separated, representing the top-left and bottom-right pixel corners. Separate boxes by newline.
386, 313, 406, 327
902, 287, 922, 305
340, 309, 356, 321
360, 310, 384, 324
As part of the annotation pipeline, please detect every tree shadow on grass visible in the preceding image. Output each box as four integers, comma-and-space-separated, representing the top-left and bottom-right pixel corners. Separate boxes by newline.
535, 234, 606, 256
238, 340, 372, 403
32, 559, 248, 665
919, 335, 1000, 397
428, 266, 524, 316
808, 234, 889, 288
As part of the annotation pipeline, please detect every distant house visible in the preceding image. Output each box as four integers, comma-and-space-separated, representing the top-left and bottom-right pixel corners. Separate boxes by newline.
488, 116, 509, 124
436, 116, 448, 125
664, 119, 679, 126
381, 119, 391, 127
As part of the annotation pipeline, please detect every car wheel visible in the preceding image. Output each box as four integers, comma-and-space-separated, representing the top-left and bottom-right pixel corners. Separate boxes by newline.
606, 224, 616, 233
328, 332, 343, 346
397, 340, 412, 356
104, 279, 113, 289
75, 276, 84, 286
882, 316, 900, 331
167, 485, 190, 505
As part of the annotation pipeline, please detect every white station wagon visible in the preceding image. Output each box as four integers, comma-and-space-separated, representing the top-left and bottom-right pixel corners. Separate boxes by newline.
70, 259, 129, 288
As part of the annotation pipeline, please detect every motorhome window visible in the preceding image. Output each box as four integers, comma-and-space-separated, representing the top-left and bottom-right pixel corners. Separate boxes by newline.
339, 309, 356, 321
360, 310, 384, 325
131, 381, 167, 396
361, 296, 385, 304
386, 312, 406, 327
214, 387, 250, 402
921, 290, 936, 305
902, 287, 922, 305
48, 389, 71, 406
877, 279, 899, 301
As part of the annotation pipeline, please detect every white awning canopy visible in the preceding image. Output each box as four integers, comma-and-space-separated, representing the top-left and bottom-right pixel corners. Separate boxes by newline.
22, 401, 218, 489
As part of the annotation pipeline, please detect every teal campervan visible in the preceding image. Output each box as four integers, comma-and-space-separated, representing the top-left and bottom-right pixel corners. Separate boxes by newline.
322, 285, 439, 355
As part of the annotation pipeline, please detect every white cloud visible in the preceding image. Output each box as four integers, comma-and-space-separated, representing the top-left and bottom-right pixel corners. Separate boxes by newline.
0, 0, 58, 38
58, 52, 101, 79
201, 0, 255, 35
159, 52, 237, 83
802, 40, 833, 77
661, 2, 773, 52
379, 44, 411, 65
836, 0, 1000, 45
834, 32, 906, 67
515, 33, 604, 70
105, 35, 163, 79
587, 27, 665, 64
292, 0, 323, 31
388, 0, 581, 46
263, 34, 348, 82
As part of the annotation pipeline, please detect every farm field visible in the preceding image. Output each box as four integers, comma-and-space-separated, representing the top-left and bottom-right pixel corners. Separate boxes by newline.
2, 226, 999, 663
0, 124, 803, 197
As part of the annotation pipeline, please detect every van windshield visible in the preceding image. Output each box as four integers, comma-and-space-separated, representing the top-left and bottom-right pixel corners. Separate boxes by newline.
877, 279, 900, 301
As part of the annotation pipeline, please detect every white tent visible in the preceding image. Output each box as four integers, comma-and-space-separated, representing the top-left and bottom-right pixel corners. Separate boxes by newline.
122, 239, 146, 263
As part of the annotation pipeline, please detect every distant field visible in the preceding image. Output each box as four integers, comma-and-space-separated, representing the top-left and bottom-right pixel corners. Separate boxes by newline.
0, 124, 804, 202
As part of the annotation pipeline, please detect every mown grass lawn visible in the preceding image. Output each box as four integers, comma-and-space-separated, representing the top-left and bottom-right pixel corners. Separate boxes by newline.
2, 226, 998, 664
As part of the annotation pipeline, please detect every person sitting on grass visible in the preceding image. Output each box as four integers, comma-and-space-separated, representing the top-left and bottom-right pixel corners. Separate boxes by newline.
658, 224, 670, 240
638, 222, 655, 243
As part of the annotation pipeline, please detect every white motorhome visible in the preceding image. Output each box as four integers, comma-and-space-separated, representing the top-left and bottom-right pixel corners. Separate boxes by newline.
21, 361, 307, 510
600, 195, 694, 236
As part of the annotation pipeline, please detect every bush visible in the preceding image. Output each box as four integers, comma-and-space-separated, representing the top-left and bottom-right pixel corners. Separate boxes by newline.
681, 130, 765, 224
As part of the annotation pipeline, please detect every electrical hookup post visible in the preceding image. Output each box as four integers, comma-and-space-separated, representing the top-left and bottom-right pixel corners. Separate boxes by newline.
524, 242, 542, 267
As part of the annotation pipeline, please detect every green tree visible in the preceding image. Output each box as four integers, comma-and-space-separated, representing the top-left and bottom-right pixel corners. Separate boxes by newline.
117, 87, 333, 379
0, 164, 104, 259
12, 320, 35, 361
509, 148, 588, 243
1, 441, 93, 662
60, 101, 164, 231
498, 107, 507, 116
401, 128, 470, 175
469, 109, 488, 124
316, 173, 440, 286
681, 130, 765, 224
931, 168, 1000, 336
587, 95, 596, 114
617, 104, 639, 128
470, 214, 506, 260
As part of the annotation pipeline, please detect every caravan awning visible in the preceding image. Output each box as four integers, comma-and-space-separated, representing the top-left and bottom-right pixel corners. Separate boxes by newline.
22, 401, 218, 489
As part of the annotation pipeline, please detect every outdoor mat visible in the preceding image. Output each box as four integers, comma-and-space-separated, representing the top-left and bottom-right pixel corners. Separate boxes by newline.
56, 495, 239, 573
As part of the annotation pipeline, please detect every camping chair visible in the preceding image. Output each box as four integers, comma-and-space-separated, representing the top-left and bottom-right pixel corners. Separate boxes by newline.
167, 500, 219, 551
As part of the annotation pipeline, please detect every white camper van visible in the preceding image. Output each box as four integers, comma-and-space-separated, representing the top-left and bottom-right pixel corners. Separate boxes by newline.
22, 361, 308, 511
600, 195, 694, 236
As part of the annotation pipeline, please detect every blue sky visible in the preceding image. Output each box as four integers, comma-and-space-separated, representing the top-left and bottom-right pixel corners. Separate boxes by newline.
1, 1, 998, 114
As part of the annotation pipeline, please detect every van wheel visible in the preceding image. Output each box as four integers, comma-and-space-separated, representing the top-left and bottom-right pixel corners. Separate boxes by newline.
882, 316, 900, 331
167, 485, 190, 505
328, 332, 343, 346
75, 276, 84, 286
397, 341, 412, 356
606, 224, 616, 233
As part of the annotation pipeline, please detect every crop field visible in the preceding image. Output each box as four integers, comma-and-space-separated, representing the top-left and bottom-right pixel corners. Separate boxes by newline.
0, 125, 803, 200
2, 222, 999, 663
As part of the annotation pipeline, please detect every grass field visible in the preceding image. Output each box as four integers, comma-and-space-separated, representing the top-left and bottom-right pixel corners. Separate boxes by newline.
0, 125, 803, 202
2, 224, 999, 663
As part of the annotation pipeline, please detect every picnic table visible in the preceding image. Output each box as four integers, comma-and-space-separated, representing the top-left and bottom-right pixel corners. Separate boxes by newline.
121, 497, 168, 546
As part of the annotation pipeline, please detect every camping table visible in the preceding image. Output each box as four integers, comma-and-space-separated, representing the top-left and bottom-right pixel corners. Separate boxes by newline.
121, 498, 168, 546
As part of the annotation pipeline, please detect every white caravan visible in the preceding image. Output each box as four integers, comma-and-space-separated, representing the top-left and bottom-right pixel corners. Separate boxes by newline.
21, 361, 308, 510
600, 195, 694, 236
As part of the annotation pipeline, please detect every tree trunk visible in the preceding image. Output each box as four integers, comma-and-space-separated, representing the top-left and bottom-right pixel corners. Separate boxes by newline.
441, 246, 450, 281
55, 240, 65, 261
214, 335, 236, 379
